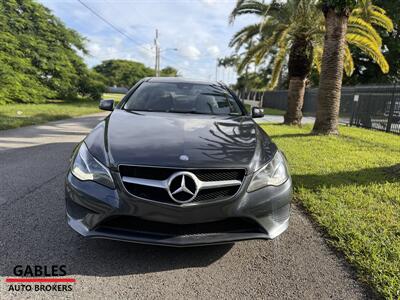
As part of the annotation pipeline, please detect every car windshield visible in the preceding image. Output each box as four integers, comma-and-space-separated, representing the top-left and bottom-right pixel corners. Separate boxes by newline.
123, 82, 243, 116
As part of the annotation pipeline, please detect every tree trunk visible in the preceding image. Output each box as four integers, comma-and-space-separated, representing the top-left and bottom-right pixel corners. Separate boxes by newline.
312, 9, 349, 135
284, 37, 313, 125
284, 78, 307, 125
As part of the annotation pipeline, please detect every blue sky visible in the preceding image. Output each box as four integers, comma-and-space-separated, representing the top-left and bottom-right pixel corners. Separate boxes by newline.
38, 0, 255, 83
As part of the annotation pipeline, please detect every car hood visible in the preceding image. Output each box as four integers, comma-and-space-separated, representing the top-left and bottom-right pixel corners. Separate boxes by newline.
85, 109, 277, 172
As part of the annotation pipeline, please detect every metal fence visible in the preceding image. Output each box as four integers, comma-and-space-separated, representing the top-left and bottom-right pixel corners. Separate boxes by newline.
239, 84, 400, 134
350, 85, 400, 134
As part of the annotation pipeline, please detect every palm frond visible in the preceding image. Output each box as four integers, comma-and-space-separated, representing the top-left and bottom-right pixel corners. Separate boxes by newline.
369, 10, 394, 32
229, 23, 263, 50
267, 38, 288, 90
254, 28, 289, 64
312, 45, 323, 74
348, 16, 382, 47
236, 33, 281, 73
351, 1, 394, 32
346, 33, 389, 74
230, 0, 271, 23
370, 5, 386, 15
343, 44, 355, 76
236, 42, 267, 73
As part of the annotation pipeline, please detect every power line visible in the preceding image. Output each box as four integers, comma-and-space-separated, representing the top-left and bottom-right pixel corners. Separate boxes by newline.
77, 0, 194, 74
76, 0, 223, 77
76, 0, 153, 54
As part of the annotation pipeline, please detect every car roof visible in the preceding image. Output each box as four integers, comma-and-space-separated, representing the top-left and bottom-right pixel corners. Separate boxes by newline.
145, 77, 223, 86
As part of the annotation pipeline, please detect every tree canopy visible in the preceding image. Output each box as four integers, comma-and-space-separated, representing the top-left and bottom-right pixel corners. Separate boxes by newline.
0, 0, 105, 104
94, 59, 154, 88
94, 59, 179, 88
160, 66, 179, 77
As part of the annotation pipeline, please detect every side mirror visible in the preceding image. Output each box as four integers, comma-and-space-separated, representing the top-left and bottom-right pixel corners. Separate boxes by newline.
251, 107, 264, 118
99, 99, 114, 111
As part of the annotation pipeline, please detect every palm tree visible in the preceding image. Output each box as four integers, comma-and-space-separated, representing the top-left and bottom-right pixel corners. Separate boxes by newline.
230, 0, 320, 124
230, 0, 392, 126
312, 0, 393, 134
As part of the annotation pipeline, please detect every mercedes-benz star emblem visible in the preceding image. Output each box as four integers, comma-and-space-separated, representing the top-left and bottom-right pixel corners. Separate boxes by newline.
167, 171, 199, 203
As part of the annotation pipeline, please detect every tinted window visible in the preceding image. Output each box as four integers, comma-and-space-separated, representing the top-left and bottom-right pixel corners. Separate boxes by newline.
123, 82, 243, 115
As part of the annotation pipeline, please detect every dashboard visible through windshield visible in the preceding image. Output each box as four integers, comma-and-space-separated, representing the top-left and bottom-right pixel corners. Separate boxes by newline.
123, 82, 243, 116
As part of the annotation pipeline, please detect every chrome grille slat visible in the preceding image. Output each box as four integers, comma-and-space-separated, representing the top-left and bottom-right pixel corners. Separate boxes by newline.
122, 176, 168, 189
121, 176, 241, 191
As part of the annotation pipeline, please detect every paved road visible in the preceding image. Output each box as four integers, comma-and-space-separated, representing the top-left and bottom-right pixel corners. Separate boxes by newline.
256, 115, 317, 124
256, 115, 350, 125
0, 114, 375, 299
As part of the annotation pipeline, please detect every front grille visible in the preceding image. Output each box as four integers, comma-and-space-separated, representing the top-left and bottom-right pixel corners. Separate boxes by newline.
192, 169, 244, 181
124, 182, 171, 204
98, 216, 263, 236
119, 165, 246, 204
196, 187, 239, 201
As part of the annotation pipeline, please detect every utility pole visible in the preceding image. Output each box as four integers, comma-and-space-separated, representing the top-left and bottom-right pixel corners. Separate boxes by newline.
154, 29, 160, 77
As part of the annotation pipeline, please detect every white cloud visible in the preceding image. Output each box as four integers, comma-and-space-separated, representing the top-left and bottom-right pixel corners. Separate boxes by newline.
207, 45, 220, 57
199, 0, 220, 6
87, 42, 101, 57
180, 45, 201, 60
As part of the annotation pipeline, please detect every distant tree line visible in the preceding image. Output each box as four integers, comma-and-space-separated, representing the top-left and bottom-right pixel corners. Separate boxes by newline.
93, 60, 178, 88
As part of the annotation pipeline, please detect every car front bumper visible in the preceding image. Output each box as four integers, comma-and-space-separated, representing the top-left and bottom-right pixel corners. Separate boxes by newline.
65, 171, 292, 247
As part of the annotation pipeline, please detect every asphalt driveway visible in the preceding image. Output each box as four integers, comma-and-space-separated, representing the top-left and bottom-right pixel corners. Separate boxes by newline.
0, 114, 375, 299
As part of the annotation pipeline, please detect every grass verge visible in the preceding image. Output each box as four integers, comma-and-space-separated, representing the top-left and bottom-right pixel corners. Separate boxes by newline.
0, 93, 124, 130
260, 123, 400, 299
102, 93, 125, 102
244, 104, 285, 116
262, 107, 285, 116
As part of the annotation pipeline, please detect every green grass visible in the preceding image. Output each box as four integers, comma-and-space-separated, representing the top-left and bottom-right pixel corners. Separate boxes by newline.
0, 93, 125, 130
244, 104, 285, 116
102, 92, 125, 102
263, 107, 285, 116
260, 123, 400, 299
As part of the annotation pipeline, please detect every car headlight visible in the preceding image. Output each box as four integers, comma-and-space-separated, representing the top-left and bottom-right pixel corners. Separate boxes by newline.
247, 151, 289, 192
71, 142, 115, 189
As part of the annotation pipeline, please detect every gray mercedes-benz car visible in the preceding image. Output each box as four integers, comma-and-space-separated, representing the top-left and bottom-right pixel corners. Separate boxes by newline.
65, 77, 292, 246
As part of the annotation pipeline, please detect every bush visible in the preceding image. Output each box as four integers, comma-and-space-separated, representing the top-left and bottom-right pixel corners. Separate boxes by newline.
78, 70, 106, 101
